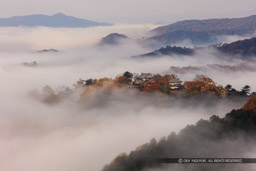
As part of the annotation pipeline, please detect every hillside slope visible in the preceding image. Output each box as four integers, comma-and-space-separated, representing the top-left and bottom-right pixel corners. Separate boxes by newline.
218, 37, 256, 57
102, 97, 256, 171
148, 15, 256, 46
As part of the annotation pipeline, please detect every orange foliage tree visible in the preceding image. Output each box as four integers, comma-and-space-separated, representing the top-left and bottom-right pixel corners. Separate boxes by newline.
115, 76, 131, 87
97, 78, 113, 87
242, 96, 256, 113
184, 75, 227, 97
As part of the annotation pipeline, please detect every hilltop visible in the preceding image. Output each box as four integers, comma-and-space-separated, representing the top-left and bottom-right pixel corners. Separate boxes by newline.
132, 46, 194, 58
37, 71, 254, 105
99, 33, 129, 46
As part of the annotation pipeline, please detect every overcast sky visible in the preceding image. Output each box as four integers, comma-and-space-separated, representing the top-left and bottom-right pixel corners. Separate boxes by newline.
0, 0, 256, 23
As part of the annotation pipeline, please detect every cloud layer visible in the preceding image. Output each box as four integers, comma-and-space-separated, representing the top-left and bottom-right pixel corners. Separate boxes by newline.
0, 25, 255, 171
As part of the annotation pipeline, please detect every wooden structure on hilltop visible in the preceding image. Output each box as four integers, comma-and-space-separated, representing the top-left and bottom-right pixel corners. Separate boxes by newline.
168, 77, 183, 91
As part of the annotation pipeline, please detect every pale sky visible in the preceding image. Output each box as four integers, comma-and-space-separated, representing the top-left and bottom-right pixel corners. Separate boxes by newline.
0, 0, 256, 23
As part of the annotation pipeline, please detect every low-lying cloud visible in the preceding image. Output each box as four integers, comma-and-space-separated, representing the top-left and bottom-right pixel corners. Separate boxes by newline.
0, 25, 255, 171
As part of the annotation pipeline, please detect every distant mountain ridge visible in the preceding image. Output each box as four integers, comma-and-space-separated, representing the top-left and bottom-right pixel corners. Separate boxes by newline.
0, 13, 111, 28
147, 15, 256, 46
152, 15, 256, 35
134, 37, 256, 58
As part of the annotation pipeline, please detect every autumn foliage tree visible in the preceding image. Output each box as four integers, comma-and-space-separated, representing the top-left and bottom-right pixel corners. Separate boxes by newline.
97, 78, 113, 87
114, 71, 134, 87
242, 96, 256, 113
184, 75, 227, 97
115, 76, 131, 87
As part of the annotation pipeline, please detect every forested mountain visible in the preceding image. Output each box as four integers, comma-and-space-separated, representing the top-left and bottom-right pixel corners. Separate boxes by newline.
218, 37, 256, 57
147, 15, 256, 46
102, 96, 256, 171
135, 37, 256, 58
